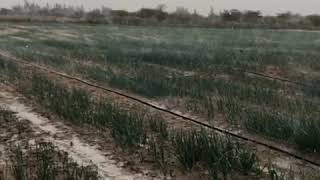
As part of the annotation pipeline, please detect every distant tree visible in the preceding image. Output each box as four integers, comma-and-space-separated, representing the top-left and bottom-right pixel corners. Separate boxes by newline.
192, 9, 203, 20
276, 12, 303, 28
110, 10, 130, 25
127, 16, 143, 25
50, 4, 66, 16
23, 1, 41, 15
4, 0, 320, 29
156, 4, 166, 12
37, 3, 50, 16
172, 7, 192, 24
175, 7, 190, 16
135, 7, 168, 22
0, 8, 12, 15
221, 9, 242, 22
156, 11, 168, 22
72, 6, 85, 18
137, 8, 157, 18
101, 6, 112, 17
277, 11, 293, 20
307, 15, 320, 26
155, 4, 168, 22
208, 6, 216, 19
11, 5, 25, 15
243, 10, 262, 22
192, 9, 198, 16
111, 10, 130, 17
190, 9, 207, 26
263, 16, 278, 26
86, 9, 105, 23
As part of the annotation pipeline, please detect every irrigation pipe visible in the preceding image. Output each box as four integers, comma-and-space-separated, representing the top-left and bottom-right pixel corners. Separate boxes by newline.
1, 54, 320, 168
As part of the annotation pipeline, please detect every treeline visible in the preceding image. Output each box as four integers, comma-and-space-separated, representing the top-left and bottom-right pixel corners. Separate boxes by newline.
1, 1, 320, 29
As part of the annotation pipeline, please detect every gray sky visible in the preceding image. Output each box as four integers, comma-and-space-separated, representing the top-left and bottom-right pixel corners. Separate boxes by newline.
1, 0, 320, 15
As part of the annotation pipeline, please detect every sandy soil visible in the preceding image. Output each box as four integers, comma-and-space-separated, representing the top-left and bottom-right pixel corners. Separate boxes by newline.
10, 36, 32, 42
0, 27, 24, 36
0, 85, 157, 180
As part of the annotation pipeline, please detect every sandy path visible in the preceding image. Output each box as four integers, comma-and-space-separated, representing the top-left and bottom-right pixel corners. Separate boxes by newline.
0, 88, 153, 180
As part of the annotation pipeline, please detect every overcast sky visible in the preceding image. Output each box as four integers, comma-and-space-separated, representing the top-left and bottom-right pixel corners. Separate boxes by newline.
1, 0, 320, 15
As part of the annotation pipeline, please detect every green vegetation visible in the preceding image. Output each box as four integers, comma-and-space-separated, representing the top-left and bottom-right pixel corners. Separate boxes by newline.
244, 110, 295, 140
172, 129, 259, 176
0, 23, 319, 153
2, 1, 320, 30
0, 23, 320, 179
0, 57, 21, 81
0, 63, 262, 178
295, 119, 320, 151
29, 74, 148, 148
7, 142, 99, 180
149, 115, 169, 140
0, 109, 100, 180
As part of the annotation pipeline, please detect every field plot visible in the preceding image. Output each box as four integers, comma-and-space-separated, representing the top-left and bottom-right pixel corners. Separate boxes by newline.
0, 85, 153, 179
0, 22, 320, 179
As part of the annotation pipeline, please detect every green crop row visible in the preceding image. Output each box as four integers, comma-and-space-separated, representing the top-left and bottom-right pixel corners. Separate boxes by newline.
220, 97, 320, 152
7, 142, 99, 180
0, 46, 319, 153
0, 64, 262, 178
0, 109, 100, 180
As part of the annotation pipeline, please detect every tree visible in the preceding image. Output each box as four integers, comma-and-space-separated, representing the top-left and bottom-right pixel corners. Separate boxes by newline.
156, 11, 168, 22
111, 10, 129, 17
72, 6, 85, 18
175, 7, 190, 16
307, 15, 320, 26
50, 4, 66, 16
137, 8, 158, 18
0, 8, 12, 15
37, 3, 50, 16
208, 6, 216, 19
277, 11, 293, 20
23, 1, 41, 15
171, 7, 191, 24
11, 5, 25, 15
221, 9, 242, 22
86, 9, 105, 23
156, 4, 166, 12
155, 4, 168, 21
243, 10, 262, 23
101, 6, 112, 17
